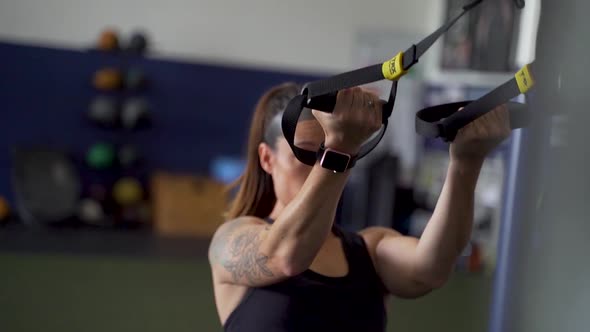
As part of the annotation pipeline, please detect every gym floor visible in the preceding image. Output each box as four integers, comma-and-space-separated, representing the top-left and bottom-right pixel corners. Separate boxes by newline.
0, 253, 492, 332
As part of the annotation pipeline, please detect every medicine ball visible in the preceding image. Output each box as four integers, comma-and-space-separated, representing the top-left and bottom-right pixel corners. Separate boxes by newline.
88, 96, 119, 128
121, 98, 152, 130
87, 143, 116, 170
12, 148, 81, 225
127, 31, 149, 54
93, 68, 123, 91
97, 28, 120, 51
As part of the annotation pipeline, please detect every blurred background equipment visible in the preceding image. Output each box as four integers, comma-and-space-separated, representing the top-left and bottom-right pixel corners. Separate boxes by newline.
12, 147, 81, 225
441, 0, 522, 72
97, 28, 120, 52
88, 96, 119, 128
127, 31, 149, 55
86, 142, 116, 170
0, 195, 11, 224
93, 67, 123, 91
209, 156, 245, 184
121, 97, 152, 130
113, 177, 144, 206
338, 152, 400, 231
77, 198, 106, 225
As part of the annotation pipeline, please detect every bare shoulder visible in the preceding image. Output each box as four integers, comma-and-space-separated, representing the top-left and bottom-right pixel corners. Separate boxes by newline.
358, 226, 401, 250
208, 216, 267, 263
211, 216, 267, 242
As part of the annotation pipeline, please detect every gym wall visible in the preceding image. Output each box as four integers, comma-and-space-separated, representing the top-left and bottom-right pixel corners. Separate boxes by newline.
0, 41, 320, 206
0, 0, 441, 73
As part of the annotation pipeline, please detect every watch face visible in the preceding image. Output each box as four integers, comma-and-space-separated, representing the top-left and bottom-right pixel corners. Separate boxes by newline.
320, 149, 351, 173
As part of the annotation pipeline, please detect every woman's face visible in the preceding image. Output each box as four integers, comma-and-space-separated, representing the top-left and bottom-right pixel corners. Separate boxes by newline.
259, 119, 325, 206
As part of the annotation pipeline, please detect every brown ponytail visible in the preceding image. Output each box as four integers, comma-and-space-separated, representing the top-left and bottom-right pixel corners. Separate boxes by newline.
224, 82, 301, 220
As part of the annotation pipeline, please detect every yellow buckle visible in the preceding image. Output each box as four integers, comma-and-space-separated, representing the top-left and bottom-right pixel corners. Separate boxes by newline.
382, 51, 408, 81
515, 64, 535, 94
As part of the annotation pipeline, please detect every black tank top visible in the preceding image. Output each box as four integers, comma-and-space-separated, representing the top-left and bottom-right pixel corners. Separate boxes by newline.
223, 223, 387, 332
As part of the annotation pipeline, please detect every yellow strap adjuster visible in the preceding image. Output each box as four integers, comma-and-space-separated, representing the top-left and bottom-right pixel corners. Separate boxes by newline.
515, 64, 535, 94
382, 51, 408, 81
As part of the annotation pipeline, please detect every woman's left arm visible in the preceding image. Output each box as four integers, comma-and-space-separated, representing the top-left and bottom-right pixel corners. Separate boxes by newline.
361, 105, 511, 298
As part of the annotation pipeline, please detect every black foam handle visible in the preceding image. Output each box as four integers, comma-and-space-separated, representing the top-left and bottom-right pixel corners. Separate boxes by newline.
305, 81, 398, 121
306, 92, 338, 113
281, 94, 317, 166
415, 101, 531, 142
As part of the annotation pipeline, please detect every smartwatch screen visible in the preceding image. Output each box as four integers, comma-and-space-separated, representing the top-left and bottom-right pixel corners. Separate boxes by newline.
320, 149, 351, 173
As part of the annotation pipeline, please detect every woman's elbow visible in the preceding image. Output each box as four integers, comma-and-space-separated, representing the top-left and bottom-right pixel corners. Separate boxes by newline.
423, 273, 450, 289
413, 266, 452, 290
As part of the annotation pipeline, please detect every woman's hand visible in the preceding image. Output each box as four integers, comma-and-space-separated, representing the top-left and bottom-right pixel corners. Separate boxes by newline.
312, 87, 382, 155
450, 104, 511, 164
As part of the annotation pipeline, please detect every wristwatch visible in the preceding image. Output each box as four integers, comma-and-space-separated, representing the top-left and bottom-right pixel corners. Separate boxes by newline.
317, 143, 357, 173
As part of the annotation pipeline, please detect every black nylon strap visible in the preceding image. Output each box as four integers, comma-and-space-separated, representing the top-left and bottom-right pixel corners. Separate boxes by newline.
405, 2, 477, 69
357, 122, 388, 160
305, 0, 484, 101
282, 95, 317, 165
415, 76, 532, 141
349, 80, 397, 165
304, 64, 384, 100
416, 101, 470, 139
281, 83, 397, 167
442, 79, 520, 138
304, 0, 484, 98
281, 0, 490, 166
416, 101, 530, 141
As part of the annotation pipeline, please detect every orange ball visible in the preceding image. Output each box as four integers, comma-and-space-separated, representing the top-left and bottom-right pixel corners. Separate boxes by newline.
93, 68, 123, 91
97, 29, 119, 51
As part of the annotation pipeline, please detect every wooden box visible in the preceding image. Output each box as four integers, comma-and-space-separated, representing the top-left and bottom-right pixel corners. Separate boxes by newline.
150, 172, 227, 238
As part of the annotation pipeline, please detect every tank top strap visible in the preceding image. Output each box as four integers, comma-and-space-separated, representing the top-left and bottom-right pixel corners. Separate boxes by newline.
264, 217, 340, 235
331, 224, 359, 249
331, 225, 370, 268
332, 224, 387, 292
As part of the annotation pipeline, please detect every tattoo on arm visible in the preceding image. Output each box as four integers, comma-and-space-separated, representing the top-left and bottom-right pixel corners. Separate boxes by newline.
211, 222, 274, 284
223, 229, 274, 284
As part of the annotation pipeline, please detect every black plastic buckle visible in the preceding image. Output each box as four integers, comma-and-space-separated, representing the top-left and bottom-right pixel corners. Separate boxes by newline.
402, 45, 419, 71
463, 0, 483, 11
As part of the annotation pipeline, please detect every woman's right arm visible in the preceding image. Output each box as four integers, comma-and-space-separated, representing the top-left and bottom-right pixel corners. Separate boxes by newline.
208, 88, 382, 287
208, 165, 352, 287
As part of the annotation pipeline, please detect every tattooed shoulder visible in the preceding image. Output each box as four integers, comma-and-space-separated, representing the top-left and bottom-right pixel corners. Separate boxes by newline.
209, 219, 274, 284
209, 219, 243, 262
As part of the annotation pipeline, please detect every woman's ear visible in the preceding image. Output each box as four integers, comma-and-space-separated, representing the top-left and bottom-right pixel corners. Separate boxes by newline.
258, 142, 274, 175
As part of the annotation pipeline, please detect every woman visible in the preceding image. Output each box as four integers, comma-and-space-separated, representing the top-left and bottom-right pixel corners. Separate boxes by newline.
209, 82, 510, 331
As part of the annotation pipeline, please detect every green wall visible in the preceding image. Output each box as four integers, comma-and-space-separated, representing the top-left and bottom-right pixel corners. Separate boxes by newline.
0, 253, 492, 332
